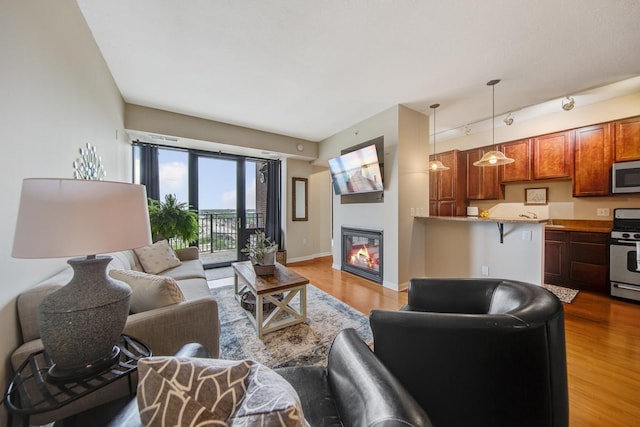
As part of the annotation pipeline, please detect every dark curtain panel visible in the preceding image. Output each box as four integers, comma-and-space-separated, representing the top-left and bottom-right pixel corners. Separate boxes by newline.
138, 143, 160, 201
265, 159, 283, 249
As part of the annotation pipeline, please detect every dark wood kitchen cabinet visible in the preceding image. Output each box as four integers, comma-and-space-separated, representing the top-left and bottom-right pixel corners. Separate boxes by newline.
465, 146, 503, 200
533, 130, 574, 180
544, 230, 569, 285
429, 150, 467, 216
544, 229, 609, 294
573, 123, 613, 197
499, 138, 532, 182
614, 116, 640, 162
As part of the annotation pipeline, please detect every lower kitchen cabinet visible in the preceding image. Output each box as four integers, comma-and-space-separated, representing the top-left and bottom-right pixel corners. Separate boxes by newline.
544, 229, 609, 294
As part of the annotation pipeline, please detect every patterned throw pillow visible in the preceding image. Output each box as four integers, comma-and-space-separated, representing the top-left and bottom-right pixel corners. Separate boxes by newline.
134, 240, 182, 274
229, 363, 308, 427
137, 358, 251, 427
109, 269, 185, 313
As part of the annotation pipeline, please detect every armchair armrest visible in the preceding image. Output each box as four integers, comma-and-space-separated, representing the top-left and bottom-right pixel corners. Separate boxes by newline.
328, 328, 432, 427
123, 297, 219, 358
174, 246, 200, 261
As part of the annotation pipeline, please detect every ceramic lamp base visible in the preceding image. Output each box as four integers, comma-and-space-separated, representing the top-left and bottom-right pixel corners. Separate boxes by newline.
38, 256, 131, 383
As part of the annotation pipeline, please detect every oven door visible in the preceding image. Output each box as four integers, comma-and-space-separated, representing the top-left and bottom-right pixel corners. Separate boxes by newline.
610, 240, 640, 300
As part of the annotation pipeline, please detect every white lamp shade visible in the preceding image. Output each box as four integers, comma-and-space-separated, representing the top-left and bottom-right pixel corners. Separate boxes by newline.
13, 178, 152, 258
472, 150, 515, 167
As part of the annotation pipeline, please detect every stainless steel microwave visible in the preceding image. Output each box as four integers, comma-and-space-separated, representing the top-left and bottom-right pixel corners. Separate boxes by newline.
612, 160, 640, 194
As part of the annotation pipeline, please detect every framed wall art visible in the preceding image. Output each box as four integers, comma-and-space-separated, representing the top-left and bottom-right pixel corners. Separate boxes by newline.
524, 187, 548, 205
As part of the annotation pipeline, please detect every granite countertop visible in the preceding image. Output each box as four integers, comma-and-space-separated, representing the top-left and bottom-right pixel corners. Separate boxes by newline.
417, 216, 547, 224
417, 216, 612, 232
543, 219, 612, 233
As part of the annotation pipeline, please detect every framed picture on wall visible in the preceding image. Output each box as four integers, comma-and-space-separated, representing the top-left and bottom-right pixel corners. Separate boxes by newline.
524, 187, 548, 205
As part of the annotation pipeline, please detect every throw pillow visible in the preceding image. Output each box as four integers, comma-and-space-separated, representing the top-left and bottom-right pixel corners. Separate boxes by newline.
137, 358, 251, 427
109, 269, 185, 313
229, 362, 308, 427
134, 240, 182, 274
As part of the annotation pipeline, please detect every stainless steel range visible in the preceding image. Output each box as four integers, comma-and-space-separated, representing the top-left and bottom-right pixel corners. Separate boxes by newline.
610, 208, 640, 301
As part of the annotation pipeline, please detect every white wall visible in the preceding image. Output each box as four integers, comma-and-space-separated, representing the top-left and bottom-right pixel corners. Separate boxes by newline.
0, 1, 126, 420
319, 107, 399, 287
309, 167, 333, 258
125, 104, 318, 160
397, 106, 430, 287
284, 158, 316, 261
422, 220, 545, 285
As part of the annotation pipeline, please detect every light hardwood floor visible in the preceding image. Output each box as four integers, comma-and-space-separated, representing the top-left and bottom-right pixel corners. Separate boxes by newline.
287, 256, 640, 427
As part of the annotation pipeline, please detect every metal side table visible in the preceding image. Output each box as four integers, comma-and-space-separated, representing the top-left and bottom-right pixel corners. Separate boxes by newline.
4, 335, 151, 427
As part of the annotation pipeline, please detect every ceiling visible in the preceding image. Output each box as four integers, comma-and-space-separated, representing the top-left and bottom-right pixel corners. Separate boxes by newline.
77, 1, 640, 143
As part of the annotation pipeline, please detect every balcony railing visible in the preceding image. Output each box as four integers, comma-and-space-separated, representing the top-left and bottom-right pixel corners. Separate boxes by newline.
169, 211, 264, 255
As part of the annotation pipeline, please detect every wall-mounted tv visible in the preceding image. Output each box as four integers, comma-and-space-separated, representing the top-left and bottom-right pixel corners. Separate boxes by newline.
328, 144, 384, 195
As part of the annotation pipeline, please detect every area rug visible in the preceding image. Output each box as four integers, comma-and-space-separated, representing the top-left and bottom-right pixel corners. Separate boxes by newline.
211, 284, 372, 368
542, 283, 579, 303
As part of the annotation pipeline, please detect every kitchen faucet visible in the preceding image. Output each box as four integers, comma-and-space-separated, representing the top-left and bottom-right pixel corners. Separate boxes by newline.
519, 212, 538, 219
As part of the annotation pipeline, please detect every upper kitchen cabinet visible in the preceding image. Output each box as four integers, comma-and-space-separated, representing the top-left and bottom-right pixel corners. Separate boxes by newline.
429, 150, 467, 216
573, 123, 613, 197
533, 130, 574, 180
614, 116, 640, 162
499, 139, 532, 182
465, 147, 503, 200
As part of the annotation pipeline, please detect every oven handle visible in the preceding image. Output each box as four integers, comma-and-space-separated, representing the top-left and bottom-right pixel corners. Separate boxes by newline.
611, 239, 640, 245
613, 283, 640, 292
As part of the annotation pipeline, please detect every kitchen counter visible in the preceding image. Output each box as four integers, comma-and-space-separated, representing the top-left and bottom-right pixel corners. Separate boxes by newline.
416, 215, 547, 225
416, 215, 546, 245
417, 216, 612, 233
544, 219, 612, 233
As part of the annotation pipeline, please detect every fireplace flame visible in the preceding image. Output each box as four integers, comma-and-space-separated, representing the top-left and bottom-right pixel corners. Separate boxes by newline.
349, 244, 377, 270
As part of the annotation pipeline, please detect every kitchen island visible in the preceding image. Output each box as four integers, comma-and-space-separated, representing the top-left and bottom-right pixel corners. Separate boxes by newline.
416, 215, 547, 286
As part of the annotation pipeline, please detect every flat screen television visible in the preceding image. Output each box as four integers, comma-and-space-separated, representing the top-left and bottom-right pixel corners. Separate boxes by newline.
328, 144, 384, 195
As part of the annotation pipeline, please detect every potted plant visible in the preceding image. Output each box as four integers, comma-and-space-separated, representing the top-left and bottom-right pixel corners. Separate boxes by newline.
147, 194, 199, 246
241, 230, 278, 275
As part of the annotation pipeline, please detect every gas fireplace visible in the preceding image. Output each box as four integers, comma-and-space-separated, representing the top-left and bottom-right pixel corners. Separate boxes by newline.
341, 227, 383, 283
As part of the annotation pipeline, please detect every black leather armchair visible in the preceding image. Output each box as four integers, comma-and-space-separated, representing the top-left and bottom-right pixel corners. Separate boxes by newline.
370, 278, 569, 427
70, 329, 431, 427
276, 328, 432, 426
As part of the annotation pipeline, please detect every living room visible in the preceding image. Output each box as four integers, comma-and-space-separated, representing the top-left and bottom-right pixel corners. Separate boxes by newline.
3, 1, 640, 426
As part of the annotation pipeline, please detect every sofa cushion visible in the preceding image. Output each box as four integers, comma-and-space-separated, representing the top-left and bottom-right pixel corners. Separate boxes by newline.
109, 270, 185, 314
134, 240, 182, 275
137, 357, 251, 426
176, 277, 212, 300
106, 250, 143, 272
160, 259, 207, 281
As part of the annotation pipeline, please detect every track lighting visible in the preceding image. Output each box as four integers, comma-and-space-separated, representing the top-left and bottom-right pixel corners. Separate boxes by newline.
504, 113, 514, 126
562, 96, 575, 111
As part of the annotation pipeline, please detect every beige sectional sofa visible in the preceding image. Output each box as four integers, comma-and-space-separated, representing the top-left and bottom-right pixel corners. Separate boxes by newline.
11, 246, 220, 424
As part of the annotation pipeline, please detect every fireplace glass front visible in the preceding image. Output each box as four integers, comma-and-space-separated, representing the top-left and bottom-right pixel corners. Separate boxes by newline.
341, 227, 383, 283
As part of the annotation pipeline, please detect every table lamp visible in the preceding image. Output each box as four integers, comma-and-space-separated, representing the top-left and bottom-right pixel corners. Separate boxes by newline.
12, 178, 152, 383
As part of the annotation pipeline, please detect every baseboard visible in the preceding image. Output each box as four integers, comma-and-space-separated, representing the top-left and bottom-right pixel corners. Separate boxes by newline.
287, 251, 332, 264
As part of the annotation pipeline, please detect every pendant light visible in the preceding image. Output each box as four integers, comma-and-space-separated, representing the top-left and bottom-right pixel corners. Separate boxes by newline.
473, 79, 515, 167
429, 103, 450, 171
